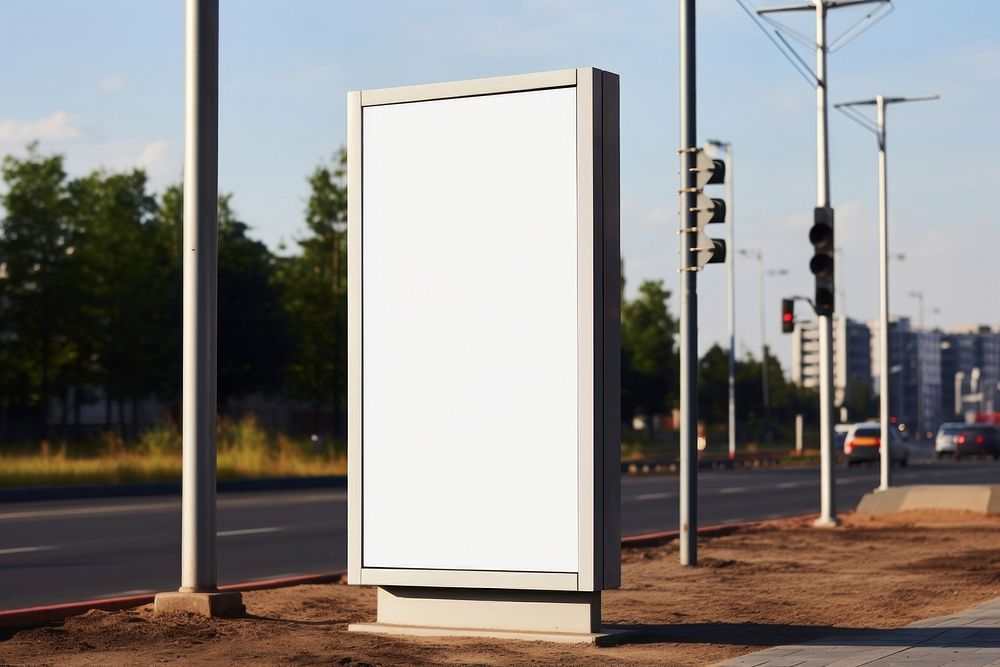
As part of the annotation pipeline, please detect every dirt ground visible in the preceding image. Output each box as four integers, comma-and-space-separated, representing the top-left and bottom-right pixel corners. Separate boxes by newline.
3, 510, 1000, 666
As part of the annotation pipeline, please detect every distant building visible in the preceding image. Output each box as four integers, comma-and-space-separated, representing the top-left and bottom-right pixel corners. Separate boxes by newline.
791, 316, 872, 417
869, 317, 942, 441
940, 325, 1000, 420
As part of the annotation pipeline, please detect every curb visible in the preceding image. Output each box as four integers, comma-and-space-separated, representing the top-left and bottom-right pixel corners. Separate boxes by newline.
621, 454, 820, 475
621, 513, 819, 548
0, 514, 819, 630
0, 572, 345, 629
0, 475, 348, 504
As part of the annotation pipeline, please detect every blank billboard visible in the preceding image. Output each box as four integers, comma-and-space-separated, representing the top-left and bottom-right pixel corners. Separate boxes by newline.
348, 68, 620, 592
362, 87, 579, 573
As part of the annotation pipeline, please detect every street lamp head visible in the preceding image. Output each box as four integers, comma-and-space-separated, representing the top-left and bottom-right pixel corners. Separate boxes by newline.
706, 138, 729, 148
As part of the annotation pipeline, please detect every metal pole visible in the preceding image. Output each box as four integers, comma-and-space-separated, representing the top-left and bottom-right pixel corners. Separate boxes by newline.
678, 0, 698, 567
814, 0, 838, 526
181, 0, 220, 592
758, 252, 771, 446
795, 413, 804, 455
726, 144, 737, 462
877, 95, 891, 491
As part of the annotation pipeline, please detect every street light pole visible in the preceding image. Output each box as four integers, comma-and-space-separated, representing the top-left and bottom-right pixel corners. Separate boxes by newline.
708, 139, 736, 461
835, 93, 938, 492
739, 249, 786, 446
155, 0, 243, 617
877, 95, 890, 491
909, 290, 925, 329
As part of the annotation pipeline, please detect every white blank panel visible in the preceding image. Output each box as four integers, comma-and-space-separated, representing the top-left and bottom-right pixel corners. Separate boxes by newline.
362, 87, 579, 573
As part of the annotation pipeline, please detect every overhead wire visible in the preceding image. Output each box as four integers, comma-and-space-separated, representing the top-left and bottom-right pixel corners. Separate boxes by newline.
829, 1, 893, 52
834, 104, 878, 135
735, 0, 818, 87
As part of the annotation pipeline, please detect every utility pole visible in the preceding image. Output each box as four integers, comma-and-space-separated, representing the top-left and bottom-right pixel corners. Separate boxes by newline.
909, 290, 925, 329
708, 140, 737, 462
155, 0, 243, 617
835, 93, 938, 491
739, 248, 787, 447
678, 0, 698, 567
754, 0, 890, 527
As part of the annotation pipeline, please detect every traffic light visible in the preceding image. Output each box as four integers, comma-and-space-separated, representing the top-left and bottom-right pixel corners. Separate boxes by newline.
781, 298, 795, 333
809, 206, 834, 316
689, 148, 726, 270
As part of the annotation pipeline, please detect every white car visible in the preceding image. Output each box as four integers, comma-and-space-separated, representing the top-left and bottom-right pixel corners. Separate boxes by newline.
843, 422, 908, 467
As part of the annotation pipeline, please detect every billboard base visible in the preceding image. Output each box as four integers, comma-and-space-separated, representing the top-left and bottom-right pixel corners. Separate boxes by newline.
348, 586, 623, 645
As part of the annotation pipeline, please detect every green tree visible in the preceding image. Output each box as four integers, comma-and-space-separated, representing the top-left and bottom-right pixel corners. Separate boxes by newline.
281, 149, 347, 436
216, 194, 289, 410
621, 280, 678, 433
697, 343, 730, 426
69, 168, 160, 435
0, 144, 77, 437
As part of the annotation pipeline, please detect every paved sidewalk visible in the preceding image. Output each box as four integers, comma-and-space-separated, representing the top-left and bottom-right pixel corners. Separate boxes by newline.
718, 598, 1000, 667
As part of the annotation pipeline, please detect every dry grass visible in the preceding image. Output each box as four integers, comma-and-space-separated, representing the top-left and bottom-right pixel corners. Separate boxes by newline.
0, 415, 346, 487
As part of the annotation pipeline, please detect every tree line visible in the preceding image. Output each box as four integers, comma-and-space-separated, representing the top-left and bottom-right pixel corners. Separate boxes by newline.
621, 279, 835, 442
1, 143, 830, 445
0, 144, 346, 441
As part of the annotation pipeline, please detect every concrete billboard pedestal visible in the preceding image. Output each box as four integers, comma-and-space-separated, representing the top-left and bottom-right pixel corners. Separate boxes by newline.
349, 587, 622, 645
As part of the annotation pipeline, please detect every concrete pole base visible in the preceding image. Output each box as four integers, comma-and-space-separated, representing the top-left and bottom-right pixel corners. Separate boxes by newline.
813, 516, 841, 528
154, 590, 245, 617
349, 586, 624, 645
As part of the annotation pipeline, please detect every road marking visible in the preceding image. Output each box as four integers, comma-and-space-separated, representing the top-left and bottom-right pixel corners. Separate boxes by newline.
217, 527, 284, 537
718, 486, 750, 494
0, 502, 180, 521
635, 492, 674, 501
0, 545, 53, 556
776, 481, 810, 489
0, 491, 346, 522
836, 477, 871, 485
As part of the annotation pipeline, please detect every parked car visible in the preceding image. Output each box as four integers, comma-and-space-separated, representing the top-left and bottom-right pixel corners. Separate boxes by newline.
843, 422, 908, 467
936, 424, 1000, 460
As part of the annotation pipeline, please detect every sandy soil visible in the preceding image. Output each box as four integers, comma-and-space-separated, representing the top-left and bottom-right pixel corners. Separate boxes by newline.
3, 511, 1000, 666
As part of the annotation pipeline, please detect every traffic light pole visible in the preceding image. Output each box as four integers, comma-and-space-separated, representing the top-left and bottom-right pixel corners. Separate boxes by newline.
755, 0, 892, 528
678, 0, 698, 566
813, 0, 838, 527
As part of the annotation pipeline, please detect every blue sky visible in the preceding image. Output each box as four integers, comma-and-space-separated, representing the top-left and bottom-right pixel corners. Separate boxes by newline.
1, 1, 998, 370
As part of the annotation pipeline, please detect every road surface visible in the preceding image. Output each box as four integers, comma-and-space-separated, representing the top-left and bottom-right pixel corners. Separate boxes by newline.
2, 457, 998, 609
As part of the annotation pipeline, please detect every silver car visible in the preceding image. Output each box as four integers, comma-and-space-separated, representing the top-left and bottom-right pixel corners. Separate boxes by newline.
935, 422, 967, 458
843, 422, 908, 467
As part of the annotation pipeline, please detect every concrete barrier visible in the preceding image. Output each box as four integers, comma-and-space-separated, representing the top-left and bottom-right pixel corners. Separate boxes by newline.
856, 485, 1000, 515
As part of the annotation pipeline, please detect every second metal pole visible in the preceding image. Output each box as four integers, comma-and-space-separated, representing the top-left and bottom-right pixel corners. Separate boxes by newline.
679, 0, 698, 566
814, 0, 838, 526
726, 144, 736, 462
758, 253, 771, 446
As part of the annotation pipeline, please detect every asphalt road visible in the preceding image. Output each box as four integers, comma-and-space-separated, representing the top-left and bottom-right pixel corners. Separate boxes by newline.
2, 456, 998, 610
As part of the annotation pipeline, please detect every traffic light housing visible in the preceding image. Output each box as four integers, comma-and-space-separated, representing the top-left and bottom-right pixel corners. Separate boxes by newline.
809, 207, 834, 316
690, 148, 727, 270
781, 298, 795, 334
